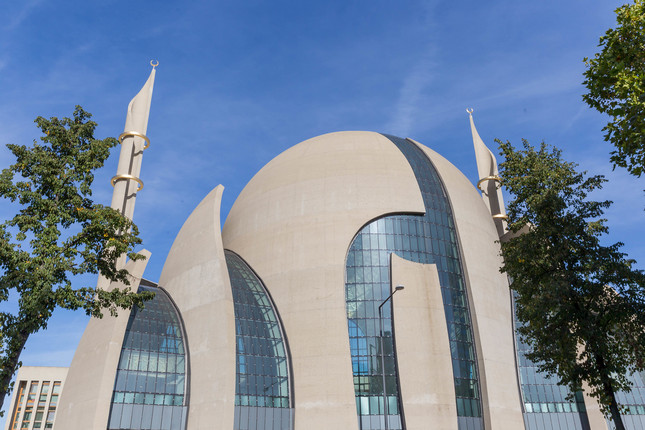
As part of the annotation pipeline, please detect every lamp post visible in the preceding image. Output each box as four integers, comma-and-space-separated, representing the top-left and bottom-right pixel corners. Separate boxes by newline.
378, 285, 404, 430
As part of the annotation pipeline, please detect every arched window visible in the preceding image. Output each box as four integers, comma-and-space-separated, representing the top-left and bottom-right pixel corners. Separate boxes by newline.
226, 251, 293, 430
108, 283, 188, 430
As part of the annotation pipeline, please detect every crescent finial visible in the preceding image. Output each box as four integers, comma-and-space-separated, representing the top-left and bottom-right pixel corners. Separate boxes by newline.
150, 60, 159, 68
466, 108, 474, 115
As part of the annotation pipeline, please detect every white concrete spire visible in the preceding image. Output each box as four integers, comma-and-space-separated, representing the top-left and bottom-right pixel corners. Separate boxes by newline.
110, 62, 157, 221
468, 109, 507, 237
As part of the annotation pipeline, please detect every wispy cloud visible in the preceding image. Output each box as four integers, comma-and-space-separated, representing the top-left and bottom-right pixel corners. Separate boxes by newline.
3, 0, 44, 32
386, 53, 435, 137
385, 1, 440, 136
554, 104, 588, 140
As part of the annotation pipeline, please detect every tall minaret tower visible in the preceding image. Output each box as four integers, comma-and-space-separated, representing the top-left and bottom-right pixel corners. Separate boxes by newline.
110, 61, 156, 222
107, 61, 156, 271
56, 63, 158, 430
468, 108, 508, 237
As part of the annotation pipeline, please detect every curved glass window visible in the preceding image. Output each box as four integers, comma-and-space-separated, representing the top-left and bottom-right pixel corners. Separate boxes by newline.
613, 372, 645, 428
225, 251, 293, 430
345, 135, 482, 430
513, 292, 591, 429
108, 283, 188, 430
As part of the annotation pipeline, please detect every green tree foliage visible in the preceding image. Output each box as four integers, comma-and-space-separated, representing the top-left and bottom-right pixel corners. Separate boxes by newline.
0, 106, 153, 413
583, 0, 645, 178
497, 139, 645, 430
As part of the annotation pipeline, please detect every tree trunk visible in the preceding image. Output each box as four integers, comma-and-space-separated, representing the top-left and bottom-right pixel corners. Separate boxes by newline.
596, 354, 625, 430
0, 328, 30, 413
603, 379, 625, 430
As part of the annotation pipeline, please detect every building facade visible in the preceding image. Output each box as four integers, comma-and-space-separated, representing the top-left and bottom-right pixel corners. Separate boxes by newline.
50, 128, 645, 430
4, 367, 67, 430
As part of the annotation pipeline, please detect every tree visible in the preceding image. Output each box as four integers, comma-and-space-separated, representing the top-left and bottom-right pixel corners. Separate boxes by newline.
0, 106, 153, 413
583, 0, 645, 179
497, 138, 645, 430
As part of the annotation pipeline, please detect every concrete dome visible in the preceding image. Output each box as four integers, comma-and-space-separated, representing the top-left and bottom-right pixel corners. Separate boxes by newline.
221, 131, 499, 275
223, 131, 425, 269
221, 131, 521, 429
55, 129, 613, 430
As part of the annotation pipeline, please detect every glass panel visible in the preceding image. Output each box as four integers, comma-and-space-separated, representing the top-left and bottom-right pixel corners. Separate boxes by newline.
226, 250, 294, 429
9, 381, 27, 430
107, 284, 188, 429
513, 291, 592, 427
27, 382, 38, 405
20, 408, 33, 429
45, 410, 55, 428
615, 371, 645, 416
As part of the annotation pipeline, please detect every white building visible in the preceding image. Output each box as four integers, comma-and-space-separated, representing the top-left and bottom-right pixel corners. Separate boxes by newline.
13, 68, 645, 430
4, 367, 67, 430
54, 127, 645, 430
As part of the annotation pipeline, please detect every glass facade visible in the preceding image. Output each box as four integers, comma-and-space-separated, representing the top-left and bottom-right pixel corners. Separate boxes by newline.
108, 283, 188, 430
514, 293, 645, 429
345, 135, 482, 430
515, 306, 591, 430
225, 250, 293, 430
612, 372, 645, 429
616, 372, 645, 416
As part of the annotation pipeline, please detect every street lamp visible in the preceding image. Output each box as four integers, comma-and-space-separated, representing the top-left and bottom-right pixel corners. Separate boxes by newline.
378, 284, 404, 430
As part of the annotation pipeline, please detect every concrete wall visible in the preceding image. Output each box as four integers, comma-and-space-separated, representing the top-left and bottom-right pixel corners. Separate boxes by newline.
391, 254, 458, 430
55, 252, 150, 430
222, 132, 426, 430
159, 185, 236, 430
582, 382, 608, 430
58, 186, 235, 430
413, 140, 525, 429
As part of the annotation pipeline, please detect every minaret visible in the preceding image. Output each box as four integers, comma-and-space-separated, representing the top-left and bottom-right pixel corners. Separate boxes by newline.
107, 61, 156, 272
468, 108, 507, 237
110, 61, 157, 222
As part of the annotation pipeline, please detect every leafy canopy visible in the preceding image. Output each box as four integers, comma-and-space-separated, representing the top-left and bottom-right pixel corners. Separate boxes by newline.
0, 106, 152, 411
497, 138, 645, 425
583, 0, 645, 178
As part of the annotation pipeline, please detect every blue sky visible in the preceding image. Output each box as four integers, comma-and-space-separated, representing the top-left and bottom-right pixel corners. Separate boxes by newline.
1, 0, 643, 422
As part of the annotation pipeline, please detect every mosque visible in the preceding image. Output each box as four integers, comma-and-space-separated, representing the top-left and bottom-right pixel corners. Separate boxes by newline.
5, 66, 645, 430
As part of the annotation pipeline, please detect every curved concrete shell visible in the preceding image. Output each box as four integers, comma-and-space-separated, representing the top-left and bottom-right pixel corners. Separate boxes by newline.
159, 185, 237, 429
56, 251, 151, 430
222, 131, 426, 429
413, 141, 524, 429
221, 131, 522, 429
